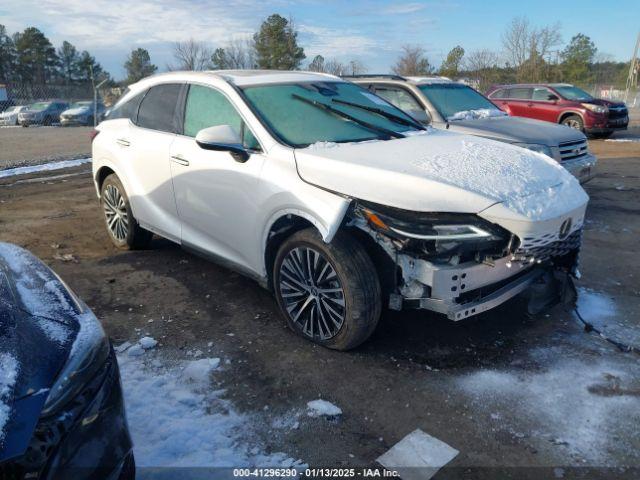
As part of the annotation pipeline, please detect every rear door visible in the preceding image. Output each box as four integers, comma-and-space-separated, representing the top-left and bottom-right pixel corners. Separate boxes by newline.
169, 83, 266, 271
125, 83, 183, 242
503, 87, 533, 118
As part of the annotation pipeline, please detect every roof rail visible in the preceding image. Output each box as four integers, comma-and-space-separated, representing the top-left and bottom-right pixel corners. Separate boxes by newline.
341, 74, 408, 81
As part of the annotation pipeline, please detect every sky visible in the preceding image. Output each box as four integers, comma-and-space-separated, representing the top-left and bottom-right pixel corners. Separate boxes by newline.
1, 0, 638, 80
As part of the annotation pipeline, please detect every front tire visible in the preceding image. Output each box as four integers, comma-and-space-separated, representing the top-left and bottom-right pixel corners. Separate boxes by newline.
100, 174, 152, 250
273, 228, 381, 350
561, 114, 584, 131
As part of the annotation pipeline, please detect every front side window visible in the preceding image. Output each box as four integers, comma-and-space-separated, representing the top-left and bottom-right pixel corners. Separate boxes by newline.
137, 83, 182, 133
553, 85, 593, 101
241, 81, 419, 147
183, 84, 260, 150
532, 87, 554, 101
417, 83, 499, 120
374, 86, 421, 112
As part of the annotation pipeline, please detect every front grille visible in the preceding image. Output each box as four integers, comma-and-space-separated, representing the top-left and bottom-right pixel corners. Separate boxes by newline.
608, 106, 628, 120
515, 229, 582, 262
558, 139, 588, 161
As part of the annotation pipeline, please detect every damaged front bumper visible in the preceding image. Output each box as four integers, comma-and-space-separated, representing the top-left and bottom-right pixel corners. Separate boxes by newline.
349, 205, 581, 320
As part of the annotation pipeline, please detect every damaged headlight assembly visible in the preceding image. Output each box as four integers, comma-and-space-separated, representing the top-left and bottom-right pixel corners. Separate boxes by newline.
352, 202, 510, 261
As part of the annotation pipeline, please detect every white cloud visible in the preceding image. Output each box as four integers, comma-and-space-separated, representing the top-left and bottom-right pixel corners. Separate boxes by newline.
380, 2, 427, 15
297, 24, 386, 60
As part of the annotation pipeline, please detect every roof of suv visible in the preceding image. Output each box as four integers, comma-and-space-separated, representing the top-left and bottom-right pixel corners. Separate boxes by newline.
134, 70, 341, 88
344, 74, 452, 85
491, 83, 574, 89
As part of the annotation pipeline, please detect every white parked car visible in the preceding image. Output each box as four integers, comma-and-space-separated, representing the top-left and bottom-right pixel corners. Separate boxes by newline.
92, 70, 588, 350
0, 105, 28, 126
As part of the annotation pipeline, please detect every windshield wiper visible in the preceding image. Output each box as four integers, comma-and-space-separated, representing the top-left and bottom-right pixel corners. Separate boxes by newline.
291, 94, 405, 140
331, 98, 425, 130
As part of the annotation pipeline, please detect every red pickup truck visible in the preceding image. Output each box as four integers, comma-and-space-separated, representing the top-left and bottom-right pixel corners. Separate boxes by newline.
486, 83, 628, 138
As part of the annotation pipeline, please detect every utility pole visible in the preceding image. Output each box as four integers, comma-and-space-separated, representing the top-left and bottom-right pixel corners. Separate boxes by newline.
90, 64, 108, 127
625, 31, 640, 104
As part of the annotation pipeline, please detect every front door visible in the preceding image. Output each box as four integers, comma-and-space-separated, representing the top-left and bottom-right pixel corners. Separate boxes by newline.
169, 84, 266, 272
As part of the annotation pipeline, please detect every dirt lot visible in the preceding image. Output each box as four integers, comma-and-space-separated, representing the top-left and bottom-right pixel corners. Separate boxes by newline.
0, 126, 92, 169
1, 129, 640, 478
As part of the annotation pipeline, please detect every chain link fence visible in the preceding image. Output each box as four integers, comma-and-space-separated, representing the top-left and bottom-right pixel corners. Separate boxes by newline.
1, 82, 124, 111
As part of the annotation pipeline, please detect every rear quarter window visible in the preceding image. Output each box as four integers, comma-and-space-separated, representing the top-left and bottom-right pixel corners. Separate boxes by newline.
106, 90, 145, 122
136, 84, 182, 133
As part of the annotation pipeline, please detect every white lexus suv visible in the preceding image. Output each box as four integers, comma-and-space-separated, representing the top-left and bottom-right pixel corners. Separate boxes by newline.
92, 70, 588, 350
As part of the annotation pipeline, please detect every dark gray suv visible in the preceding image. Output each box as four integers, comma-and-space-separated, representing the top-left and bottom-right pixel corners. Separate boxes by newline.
347, 75, 597, 184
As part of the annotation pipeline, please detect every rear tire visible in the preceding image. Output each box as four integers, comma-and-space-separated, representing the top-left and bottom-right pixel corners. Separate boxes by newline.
273, 228, 381, 350
100, 174, 152, 250
561, 114, 584, 131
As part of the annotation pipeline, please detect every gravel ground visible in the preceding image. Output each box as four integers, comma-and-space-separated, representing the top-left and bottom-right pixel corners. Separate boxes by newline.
0, 125, 92, 170
0, 128, 639, 479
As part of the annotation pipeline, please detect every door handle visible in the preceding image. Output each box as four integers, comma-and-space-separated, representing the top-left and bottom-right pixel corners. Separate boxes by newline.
116, 138, 130, 147
171, 154, 190, 166
527, 103, 533, 107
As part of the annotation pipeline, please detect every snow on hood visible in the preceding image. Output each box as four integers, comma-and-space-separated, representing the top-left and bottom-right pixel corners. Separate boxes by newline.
0, 353, 18, 444
0, 243, 75, 344
295, 129, 587, 219
447, 108, 507, 121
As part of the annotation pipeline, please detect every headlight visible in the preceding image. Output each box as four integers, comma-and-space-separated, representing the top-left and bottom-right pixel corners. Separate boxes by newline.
514, 143, 553, 158
582, 103, 608, 114
41, 311, 110, 416
354, 202, 509, 244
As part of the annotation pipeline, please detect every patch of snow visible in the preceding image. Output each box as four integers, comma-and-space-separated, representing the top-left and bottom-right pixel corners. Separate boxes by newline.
376, 429, 459, 480
411, 139, 588, 219
139, 336, 158, 350
117, 353, 304, 470
576, 288, 616, 322
127, 344, 145, 357
0, 353, 18, 443
115, 341, 132, 353
447, 108, 507, 121
183, 358, 220, 383
306, 399, 342, 417
0, 158, 91, 178
604, 138, 640, 142
455, 350, 640, 465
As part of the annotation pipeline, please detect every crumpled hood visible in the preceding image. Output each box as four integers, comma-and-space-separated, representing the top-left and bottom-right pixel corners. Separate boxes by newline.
294, 129, 588, 220
447, 115, 586, 145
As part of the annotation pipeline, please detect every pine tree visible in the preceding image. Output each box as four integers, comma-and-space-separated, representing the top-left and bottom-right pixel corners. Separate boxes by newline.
124, 48, 157, 84
253, 14, 305, 70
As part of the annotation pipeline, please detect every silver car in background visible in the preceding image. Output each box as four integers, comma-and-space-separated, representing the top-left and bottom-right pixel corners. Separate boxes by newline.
0, 105, 28, 126
347, 75, 597, 183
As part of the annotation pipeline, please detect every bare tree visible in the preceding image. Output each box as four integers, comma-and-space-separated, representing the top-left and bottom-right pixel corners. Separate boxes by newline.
211, 38, 255, 70
464, 49, 502, 92
502, 16, 561, 81
323, 59, 345, 75
392, 45, 433, 76
169, 39, 212, 71
346, 59, 367, 75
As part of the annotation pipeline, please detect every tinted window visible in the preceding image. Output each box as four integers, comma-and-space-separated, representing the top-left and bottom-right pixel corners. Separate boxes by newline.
507, 88, 532, 100
184, 84, 260, 150
417, 83, 498, 120
488, 88, 507, 99
137, 84, 182, 133
107, 91, 145, 122
374, 86, 421, 111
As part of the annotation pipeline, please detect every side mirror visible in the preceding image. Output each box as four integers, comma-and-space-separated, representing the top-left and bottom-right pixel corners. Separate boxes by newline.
195, 125, 249, 162
547, 94, 559, 102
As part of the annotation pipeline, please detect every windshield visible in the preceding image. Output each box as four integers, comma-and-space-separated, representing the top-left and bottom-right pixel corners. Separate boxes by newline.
70, 102, 92, 109
29, 102, 50, 111
241, 81, 419, 147
553, 85, 593, 101
418, 83, 500, 120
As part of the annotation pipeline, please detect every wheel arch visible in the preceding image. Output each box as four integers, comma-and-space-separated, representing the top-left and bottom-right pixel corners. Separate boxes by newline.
95, 165, 116, 194
557, 110, 584, 125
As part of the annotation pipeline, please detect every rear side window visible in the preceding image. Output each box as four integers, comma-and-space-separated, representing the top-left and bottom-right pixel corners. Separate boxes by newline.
107, 91, 145, 122
137, 84, 182, 133
532, 87, 553, 101
506, 88, 532, 100
183, 84, 260, 150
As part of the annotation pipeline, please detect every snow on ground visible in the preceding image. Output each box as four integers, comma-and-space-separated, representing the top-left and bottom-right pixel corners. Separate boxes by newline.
604, 138, 640, 142
117, 349, 304, 478
0, 353, 18, 443
306, 399, 342, 417
447, 108, 507, 121
0, 157, 90, 178
455, 346, 640, 466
